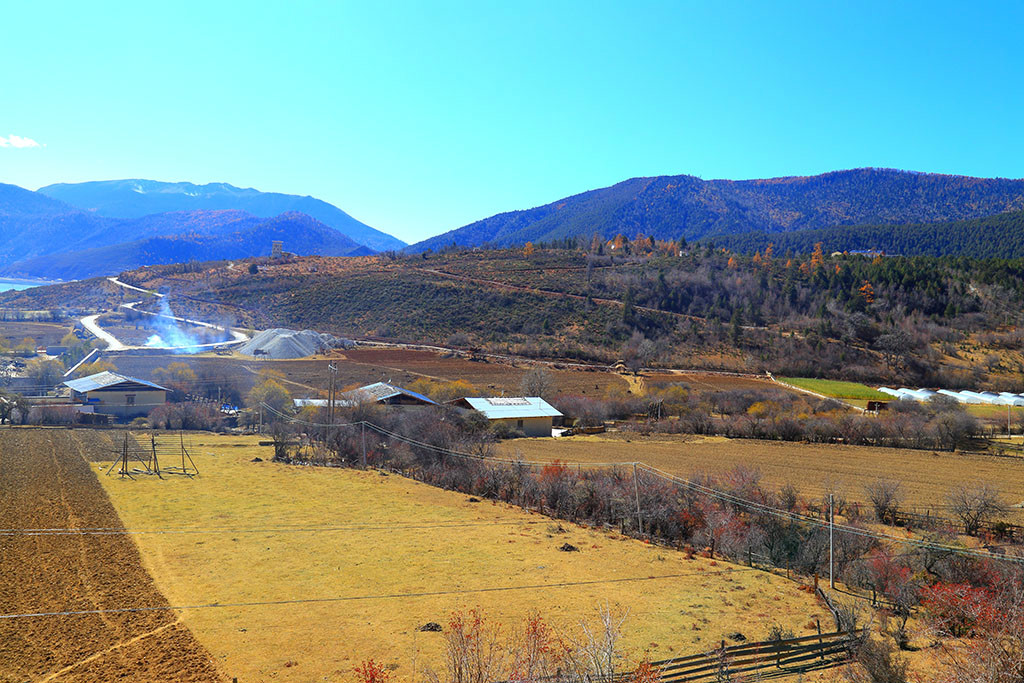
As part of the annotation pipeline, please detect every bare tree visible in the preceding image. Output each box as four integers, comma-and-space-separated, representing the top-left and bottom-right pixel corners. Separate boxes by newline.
561, 605, 628, 683
520, 367, 556, 399
865, 479, 903, 525
947, 483, 1005, 536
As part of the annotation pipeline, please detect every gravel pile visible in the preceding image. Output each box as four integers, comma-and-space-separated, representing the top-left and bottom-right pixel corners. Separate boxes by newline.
239, 328, 352, 359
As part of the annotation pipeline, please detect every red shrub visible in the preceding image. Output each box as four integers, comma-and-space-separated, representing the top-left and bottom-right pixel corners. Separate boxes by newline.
921, 582, 1001, 637
354, 659, 390, 683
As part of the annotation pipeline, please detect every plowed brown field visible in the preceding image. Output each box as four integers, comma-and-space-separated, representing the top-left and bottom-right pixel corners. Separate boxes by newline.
0, 429, 223, 683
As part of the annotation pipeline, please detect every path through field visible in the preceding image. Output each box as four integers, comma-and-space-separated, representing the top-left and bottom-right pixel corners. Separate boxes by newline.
0, 429, 223, 683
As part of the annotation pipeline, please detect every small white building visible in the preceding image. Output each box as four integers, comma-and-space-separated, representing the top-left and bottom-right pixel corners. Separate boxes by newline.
451, 397, 562, 437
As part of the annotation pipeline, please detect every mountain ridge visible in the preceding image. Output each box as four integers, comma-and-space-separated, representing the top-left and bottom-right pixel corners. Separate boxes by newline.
410, 168, 1024, 252
0, 210, 369, 280
39, 178, 406, 252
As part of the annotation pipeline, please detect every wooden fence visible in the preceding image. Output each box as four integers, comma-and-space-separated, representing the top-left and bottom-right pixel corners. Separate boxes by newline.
892, 509, 1024, 541
634, 628, 863, 682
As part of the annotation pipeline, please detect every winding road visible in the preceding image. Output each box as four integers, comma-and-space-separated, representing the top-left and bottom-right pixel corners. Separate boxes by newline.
78, 278, 249, 352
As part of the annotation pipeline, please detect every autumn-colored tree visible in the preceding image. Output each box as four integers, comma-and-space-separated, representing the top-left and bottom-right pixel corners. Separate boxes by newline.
72, 359, 118, 378
921, 582, 999, 637
509, 614, 564, 683
438, 609, 505, 683
612, 234, 627, 251
24, 357, 64, 388
810, 242, 825, 270
152, 361, 198, 394
523, 242, 535, 256
859, 281, 875, 304
727, 256, 737, 269
246, 377, 292, 415
752, 252, 763, 267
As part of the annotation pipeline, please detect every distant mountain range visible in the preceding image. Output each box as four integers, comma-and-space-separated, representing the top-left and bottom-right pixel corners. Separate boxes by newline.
1, 211, 370, 281
40, 179, 405, 252
410, 168, 1024, 252
0, 183, 377, 280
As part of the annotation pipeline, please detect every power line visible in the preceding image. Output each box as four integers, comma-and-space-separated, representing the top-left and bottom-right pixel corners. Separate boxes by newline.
263, 402, 633, 468
0, 568, 755, 620
260, 409, 1024, 565
0, 519, 552, 537
639, 465, 1024, 565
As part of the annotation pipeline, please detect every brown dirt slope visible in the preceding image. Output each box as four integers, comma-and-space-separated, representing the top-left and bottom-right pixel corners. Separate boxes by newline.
0, 429, 223, 683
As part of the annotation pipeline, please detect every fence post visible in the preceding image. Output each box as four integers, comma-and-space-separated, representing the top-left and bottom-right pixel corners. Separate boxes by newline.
816, 619, 823, 662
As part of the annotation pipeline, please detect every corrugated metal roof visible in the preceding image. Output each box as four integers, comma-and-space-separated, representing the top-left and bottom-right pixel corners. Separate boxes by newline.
342, 382, 438, 406
64, 371, 167, 393
461, 397, 562, 419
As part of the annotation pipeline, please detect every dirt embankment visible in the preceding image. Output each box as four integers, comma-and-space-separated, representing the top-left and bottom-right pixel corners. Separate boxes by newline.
0, 429, 223, 683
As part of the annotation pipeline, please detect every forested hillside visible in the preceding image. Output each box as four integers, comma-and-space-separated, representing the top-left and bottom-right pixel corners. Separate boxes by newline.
411, 168, 1024, 252
11, 244, 1024, 389
707, 209, 1024, 258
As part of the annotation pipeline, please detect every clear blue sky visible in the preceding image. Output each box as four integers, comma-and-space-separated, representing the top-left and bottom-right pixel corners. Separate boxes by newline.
2, 1, 1022, 243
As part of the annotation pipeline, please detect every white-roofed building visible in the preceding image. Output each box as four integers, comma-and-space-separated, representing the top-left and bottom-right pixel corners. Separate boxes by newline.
63, 371, 167, 418
451, 396, 562, 437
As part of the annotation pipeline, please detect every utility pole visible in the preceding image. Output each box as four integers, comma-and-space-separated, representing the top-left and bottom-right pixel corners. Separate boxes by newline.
829, 493, 835, 590
328, 362, 338, 425
633, 463, 643, 535
361, 421, 367, 467
259, 404, 263, 435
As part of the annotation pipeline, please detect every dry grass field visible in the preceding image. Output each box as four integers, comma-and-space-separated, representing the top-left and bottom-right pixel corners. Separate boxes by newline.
498, 433, 1024, 521
643, 371, 779, 393
0, 429, 223, 683
108, 347, 632, 400
0, 320, 73, 347
95, 433, 830, 683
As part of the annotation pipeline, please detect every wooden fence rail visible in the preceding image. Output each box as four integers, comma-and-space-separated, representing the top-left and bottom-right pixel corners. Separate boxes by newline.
640, 629, 862, 682
490, 629, 863, 683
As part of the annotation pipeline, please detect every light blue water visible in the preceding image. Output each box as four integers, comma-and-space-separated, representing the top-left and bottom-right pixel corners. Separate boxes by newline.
0, 279, 51, 292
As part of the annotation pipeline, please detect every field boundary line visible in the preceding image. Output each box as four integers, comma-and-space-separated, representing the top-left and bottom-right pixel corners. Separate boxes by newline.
37, 618, 182, 682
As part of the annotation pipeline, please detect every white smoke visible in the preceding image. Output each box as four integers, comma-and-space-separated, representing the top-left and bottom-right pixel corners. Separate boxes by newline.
142, 298, 227, 353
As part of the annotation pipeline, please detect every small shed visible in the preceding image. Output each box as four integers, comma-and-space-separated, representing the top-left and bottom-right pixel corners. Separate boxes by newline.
64, 371, 167, 418
451, 397, 562, 437
340, 382, 438, 407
